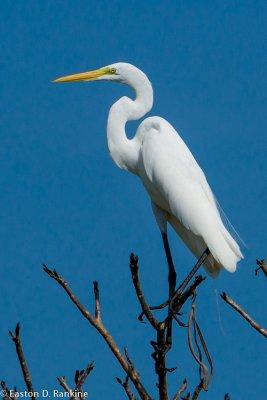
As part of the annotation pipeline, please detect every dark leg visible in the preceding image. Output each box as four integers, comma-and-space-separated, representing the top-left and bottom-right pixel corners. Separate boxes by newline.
161, 232, 177, 299
161, 232, 177, 349
166, 247, 210, 349
137, 241, 210, 351
170, 248, 210, 308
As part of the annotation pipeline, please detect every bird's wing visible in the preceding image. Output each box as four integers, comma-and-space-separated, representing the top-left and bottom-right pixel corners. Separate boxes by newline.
138, 116, 219, 228
138, 116, 243, 271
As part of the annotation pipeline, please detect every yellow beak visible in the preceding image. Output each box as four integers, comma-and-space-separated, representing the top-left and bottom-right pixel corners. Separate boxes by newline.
53, 68, 109, 83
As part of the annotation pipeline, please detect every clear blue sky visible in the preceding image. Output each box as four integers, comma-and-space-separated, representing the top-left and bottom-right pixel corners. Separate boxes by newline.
0, 1, 266, 398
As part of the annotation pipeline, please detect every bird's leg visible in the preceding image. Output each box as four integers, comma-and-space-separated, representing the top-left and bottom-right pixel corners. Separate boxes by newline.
165, 248, 210, 349
170, 248, 210, 308
161, 232, 177, 299
161, 232, 177, 349
137, 231, 175, 323
138, 300, 169, 322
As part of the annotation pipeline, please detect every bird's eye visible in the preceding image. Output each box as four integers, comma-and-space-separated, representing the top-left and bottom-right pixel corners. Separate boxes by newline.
110, 68, 116, 74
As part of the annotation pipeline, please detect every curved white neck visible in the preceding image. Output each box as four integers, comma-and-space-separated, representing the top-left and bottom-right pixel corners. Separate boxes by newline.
107, 73, 153, 173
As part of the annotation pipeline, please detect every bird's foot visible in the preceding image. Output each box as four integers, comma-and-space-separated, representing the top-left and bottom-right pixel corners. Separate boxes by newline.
138, 299, 170, 322
138, 298, 185, 324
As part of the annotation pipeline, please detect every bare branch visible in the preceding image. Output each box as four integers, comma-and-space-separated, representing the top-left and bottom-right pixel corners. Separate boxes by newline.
255, 259, 267, 278
221, 292, 267, 338
9, 323, 35, 397
57, 362, 94, 400
43, 265, 151, 400
1, 381, 13, 400
191, 380, 204, 400
129, 254, 171, 399
172, 379, 187, 400
93, 282, 101, 321
151, 326, 169, 400
129, 254, 160, 330
75, 361, 94, 390
57, 376, 72, 395
171, 276, 205, 317
124, 348, 136, 371
116, 376, 136, 400
181, 392, 190, 400
171, 249, 210, 304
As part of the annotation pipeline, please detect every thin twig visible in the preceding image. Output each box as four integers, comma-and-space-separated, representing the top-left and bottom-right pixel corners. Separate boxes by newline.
171, 249, 210, 305
191, 379, 204, 400
116, 376, 136, 400
172, 379, 187, 400
129, 254, 159, 330
124, 348, 135, 371
93, 281, 101, 321
75, 361, 94, 390
9, 323, 35, 397
169, 276, 205, 323
57, 362, 94, 400
181, 392, 190, 400
255, 259, 267, 278
1, 381, 12, 400
221, 292, 267, 338
57, 377, 73, 395
43, 265, 151, 400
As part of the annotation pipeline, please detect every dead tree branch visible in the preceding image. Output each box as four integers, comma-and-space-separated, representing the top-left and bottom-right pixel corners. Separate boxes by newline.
172, 378, 187, 400
181, 392, 190, 399
221, 292, 267, 338
130, 254, 209, 400
171, 276, 205, 318
8, 323, 35, 397
191, 380, 204, 400
130, 254, 160, 330
255, 259, 267, 278
152, 327, 169, 400
0, 381, 13, 400
116, 376, 136, 400
43, 265, 151, 400
93, 281, 101, 320
74, 361, 94, 392
129, 254, 170, 400
57, 361, 93, 400
57, 376, 73, 395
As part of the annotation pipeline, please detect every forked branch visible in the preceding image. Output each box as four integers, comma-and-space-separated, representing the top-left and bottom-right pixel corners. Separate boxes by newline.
43, 265, 151, 400
129, 253, 209, 400
129, 254, 170, 400
57, 361, 94, 400
116, 376, 136, 400
172, 379, 187, 400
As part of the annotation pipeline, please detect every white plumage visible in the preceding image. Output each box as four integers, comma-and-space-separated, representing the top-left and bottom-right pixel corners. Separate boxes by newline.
54, 62, 243, 276
137, 117, 243, 276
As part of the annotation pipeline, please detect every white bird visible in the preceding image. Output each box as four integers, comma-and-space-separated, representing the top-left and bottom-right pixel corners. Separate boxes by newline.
54, 63, 243, 286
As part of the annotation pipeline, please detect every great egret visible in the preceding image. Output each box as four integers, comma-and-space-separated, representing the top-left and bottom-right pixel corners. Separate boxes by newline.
54, 63, 243, 288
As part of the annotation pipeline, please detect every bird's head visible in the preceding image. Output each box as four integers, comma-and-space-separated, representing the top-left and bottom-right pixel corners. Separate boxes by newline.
53, 62, 150, 87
